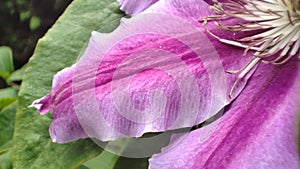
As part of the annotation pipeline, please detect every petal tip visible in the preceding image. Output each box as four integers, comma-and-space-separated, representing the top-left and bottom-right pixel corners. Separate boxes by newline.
51, 138, 57, 143
30, 94, 53, 114
91, 31, 99, 36
29, 100, 42, 111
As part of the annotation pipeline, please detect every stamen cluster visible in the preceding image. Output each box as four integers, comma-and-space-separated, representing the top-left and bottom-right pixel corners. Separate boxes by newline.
200, 0, 300, 98
203, 0, 300, 64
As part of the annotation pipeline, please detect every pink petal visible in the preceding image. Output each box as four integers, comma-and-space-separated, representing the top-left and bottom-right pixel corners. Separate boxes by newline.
31, 0, 254, 143
144, 0, 257, 97
118, 0, 158, 15
144, 0, 213, 25
149, 58, 300, 169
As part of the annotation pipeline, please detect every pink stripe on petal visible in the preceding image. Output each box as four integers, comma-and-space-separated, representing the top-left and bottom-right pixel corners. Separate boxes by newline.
149, 58, 300, 169
72, 13, 227, 141
143, 0, 257, 98
32, 0, 255, 143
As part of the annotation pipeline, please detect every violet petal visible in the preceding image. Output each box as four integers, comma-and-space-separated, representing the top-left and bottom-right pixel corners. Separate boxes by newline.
149, 58, 300, 169
118, 0, 159, 15
31, 0, 254, 143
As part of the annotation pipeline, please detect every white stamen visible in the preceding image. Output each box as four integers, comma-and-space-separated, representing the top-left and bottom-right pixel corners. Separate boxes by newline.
229, 57, 261, 98
200, 0, 300, 98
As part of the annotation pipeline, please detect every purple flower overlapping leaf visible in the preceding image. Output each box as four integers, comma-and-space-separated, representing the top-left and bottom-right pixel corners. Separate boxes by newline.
32, 0, 300, 168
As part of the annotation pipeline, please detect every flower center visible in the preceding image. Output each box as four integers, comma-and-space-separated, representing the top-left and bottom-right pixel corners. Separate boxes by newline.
200, 0, 300, 98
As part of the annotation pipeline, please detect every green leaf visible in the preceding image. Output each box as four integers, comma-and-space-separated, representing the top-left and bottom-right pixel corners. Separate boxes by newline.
20, 11, 31, 21
114, 157, 148, 169
29, 16, 41, 31
12, 0, 124, 168
83, 150, 148, 169
0, 102, 17, 153
0, 102, 17, 169
82, 139, 149, 169
0, 151, 12, 169
7, 64, 28, 83
0, 46, 14, 80
83, 151, 119, 169
0, 88, 18, 110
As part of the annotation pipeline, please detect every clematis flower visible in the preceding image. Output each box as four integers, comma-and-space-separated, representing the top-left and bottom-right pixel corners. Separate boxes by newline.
31, 0, 252, 143
31, 0, 300, 168
143, 0, 300, 168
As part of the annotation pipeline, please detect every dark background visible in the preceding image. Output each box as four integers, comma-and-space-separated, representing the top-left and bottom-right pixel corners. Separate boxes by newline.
0, 0, 73, 88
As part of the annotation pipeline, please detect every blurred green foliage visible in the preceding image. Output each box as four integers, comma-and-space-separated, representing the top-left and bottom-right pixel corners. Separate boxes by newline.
0, 46, 23, 111
0, 3, 73, 166
0, 47, 23, 169
0, 0, 150, 167
0, 0, 73, 72
0, 46, 14, 80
